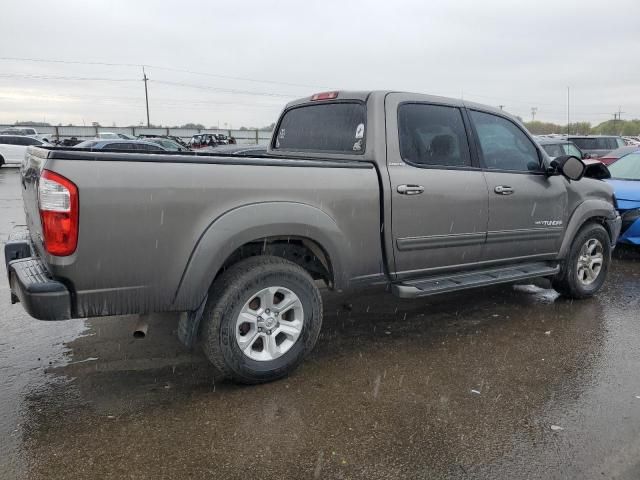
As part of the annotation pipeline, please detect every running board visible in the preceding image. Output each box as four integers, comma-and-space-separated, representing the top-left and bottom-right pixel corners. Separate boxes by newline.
392, 262, 560, 298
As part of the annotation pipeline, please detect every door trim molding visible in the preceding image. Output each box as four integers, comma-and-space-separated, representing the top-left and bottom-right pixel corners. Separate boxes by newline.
396, 232, 486, 251
486, 227, 564, 243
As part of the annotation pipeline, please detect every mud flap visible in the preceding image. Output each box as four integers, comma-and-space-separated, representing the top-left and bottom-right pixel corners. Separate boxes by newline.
177, 295, 208, 349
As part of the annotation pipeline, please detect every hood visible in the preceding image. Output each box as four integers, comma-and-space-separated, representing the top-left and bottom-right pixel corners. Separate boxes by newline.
606, 179, 640, 201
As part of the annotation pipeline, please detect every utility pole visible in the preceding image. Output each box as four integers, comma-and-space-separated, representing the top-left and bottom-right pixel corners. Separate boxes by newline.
498, 104, 505, 111
531, 107, 538, 122
566, 87, 570, 136
142, 66, 150, 128
614, 106, 624, 135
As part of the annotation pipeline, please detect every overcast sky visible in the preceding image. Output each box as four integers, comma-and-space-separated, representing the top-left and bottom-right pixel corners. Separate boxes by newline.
1, 0, 638, 128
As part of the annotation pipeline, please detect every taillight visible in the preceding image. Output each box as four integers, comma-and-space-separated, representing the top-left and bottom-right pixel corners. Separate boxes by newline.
38, 170, 79, 256
310, 91, 339, 101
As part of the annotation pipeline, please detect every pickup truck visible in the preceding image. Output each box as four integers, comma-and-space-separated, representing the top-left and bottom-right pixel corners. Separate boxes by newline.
5, 90, 622, 384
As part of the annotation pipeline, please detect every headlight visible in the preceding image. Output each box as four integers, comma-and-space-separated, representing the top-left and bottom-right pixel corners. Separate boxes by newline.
621, 208, 640, 232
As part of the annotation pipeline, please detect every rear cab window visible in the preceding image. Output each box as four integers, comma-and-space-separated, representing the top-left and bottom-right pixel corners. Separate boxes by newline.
273, 102, 366, 154
397, 103, 471, 167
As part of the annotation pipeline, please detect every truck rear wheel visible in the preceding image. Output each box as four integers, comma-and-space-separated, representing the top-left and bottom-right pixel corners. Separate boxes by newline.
552, 222, 611, 299
200, 256, 322, 384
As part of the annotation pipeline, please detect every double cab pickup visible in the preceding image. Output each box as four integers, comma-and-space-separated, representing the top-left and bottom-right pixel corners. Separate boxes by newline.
5, 91, 621, 383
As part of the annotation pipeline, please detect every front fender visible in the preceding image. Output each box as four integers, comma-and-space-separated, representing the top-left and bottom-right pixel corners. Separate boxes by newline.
172, 202, 350, 310
558, 199, 619, 258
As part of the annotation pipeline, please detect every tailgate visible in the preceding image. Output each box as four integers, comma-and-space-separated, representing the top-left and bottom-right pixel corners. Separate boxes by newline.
21, 147, 48, 256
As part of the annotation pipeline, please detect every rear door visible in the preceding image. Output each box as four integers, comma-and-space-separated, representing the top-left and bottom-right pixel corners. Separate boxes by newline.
468, 109, 567, 262
386, 94, 489, 279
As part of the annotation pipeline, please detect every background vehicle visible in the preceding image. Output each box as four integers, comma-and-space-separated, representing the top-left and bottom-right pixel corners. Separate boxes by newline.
96, 132, 137, 140
138, 134, 190, 149
209, 144, 267, 156
0, 135, 50, 166
606, 151, 640, 244
568, 135, 625, 158
189, 133, 222, 148
73, 139, 167, 151
597, 145, 639, 165
536, 137, 587, 159
214, 134, 229, 145
144, 137, 189, 151
0, 127, 50, 143
6, 91, 621, 385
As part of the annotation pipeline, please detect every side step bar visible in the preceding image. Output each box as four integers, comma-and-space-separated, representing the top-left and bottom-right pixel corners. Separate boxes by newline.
392, 262, 560, 298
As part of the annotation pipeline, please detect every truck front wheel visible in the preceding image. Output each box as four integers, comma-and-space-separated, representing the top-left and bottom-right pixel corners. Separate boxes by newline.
200, 256, 323, 384
552, 222, 611, 299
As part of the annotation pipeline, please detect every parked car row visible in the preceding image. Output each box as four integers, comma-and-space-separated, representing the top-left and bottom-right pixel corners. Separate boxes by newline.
0, 135, 51, 166
189, 133, 236, 149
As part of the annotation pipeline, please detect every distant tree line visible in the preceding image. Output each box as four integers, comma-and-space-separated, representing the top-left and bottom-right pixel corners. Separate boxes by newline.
4, 121, 276, 132
524, 119, 640, 136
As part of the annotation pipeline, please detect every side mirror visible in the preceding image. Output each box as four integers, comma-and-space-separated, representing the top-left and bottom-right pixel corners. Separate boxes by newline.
582, 152, 591, 159
551, 155, 586, 181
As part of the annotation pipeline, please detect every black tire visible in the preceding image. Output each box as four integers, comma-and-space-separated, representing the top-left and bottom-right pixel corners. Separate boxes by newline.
0, 155, 4, 167
552, 222, 611, 299
200, 256, 323, 384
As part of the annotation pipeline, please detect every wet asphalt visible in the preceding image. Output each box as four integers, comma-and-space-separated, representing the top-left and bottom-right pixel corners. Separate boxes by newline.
1, 166, 640, 480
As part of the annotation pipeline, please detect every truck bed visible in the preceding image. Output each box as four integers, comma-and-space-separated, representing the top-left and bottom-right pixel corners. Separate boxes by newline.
19, 146, 384, 318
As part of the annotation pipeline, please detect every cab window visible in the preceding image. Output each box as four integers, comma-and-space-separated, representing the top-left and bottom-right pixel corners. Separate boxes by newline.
398, 103, 471, 167
470, 111, 541, 172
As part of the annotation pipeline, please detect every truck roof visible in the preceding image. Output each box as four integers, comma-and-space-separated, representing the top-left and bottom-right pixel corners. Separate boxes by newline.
285, 90, 518, 122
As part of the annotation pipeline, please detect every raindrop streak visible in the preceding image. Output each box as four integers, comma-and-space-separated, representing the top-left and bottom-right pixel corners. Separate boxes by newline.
373, 374, 381, 399
313, 451, 324, 479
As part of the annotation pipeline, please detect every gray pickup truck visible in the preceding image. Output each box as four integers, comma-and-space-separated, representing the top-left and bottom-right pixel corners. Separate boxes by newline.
5, 91, 622, 384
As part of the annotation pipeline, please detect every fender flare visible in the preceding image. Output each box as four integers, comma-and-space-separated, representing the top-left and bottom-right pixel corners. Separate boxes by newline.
558, 199, 617, 258
172, 202, 351, 309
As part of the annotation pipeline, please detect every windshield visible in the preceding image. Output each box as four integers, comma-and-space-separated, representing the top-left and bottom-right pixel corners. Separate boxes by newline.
608, 152, 640, 180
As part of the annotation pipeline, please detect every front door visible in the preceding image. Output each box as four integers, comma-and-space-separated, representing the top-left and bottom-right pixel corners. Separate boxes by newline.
386, 94, 489, 279
467, 109, 568, 261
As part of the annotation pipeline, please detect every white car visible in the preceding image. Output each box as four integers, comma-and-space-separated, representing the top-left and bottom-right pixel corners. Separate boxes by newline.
0, 135, 50, 166
0, 127, 51, 143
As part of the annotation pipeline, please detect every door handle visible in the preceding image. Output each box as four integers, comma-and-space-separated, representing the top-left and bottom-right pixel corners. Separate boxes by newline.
397, 184, 425, 195
494, 185, 514, 195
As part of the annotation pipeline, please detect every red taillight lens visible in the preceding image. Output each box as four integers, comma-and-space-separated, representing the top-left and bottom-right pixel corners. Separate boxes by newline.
310, 91, 339, 101
38, 170, 79, 256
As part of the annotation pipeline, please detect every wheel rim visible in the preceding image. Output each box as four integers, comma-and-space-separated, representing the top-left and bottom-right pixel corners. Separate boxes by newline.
576, 238, 604, 286
235, 286, 304, 361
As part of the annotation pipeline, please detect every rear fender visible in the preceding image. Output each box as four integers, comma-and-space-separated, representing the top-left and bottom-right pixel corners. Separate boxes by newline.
172, 202, 349, 309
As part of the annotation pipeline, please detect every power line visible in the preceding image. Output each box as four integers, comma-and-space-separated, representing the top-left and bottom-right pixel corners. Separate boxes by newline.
151, 79, 295, 98
0, 73, 137, 82
0, 56, 328, 90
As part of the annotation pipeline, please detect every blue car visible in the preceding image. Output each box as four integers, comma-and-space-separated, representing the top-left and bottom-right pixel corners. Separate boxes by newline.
606, 150, 640, 245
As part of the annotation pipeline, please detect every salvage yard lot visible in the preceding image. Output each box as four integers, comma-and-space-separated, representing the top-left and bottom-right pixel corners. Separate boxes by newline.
1, 166, 640, 479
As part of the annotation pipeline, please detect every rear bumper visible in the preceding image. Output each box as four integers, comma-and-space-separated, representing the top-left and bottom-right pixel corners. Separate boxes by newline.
4, 229, 71, 320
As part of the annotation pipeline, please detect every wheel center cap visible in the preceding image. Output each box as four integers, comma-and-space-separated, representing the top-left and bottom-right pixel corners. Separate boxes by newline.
263, 316, 276, 329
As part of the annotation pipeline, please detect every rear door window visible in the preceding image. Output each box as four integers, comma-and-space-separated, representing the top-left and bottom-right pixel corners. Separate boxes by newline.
541, 144, 565, 158
0, 136, 18, 145
398, 103, 471, 167
274, 102, 365, 154
108, 143, 136, 150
